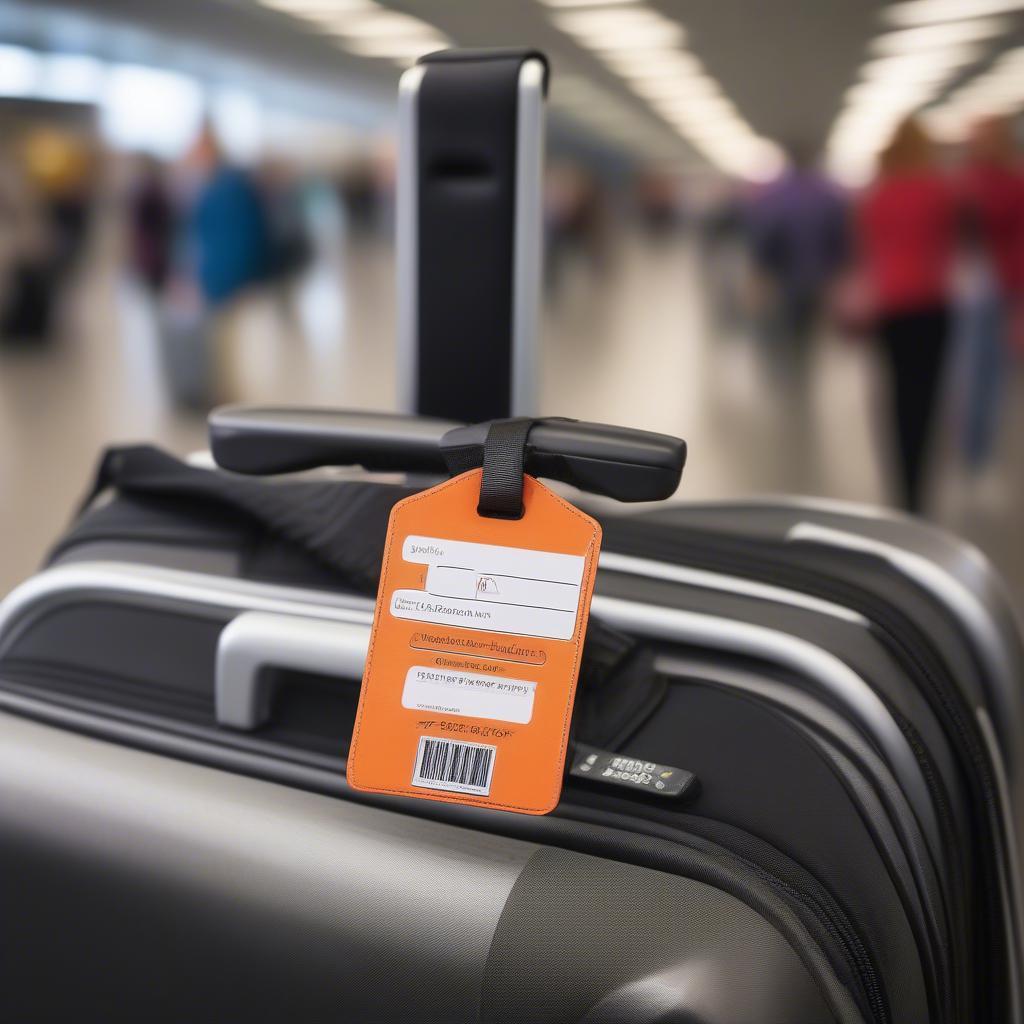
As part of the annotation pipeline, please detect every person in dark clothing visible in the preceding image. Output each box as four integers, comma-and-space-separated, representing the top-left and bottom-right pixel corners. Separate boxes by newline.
877, 307, 952, 511
128, 155, 176, 294
747, 143, 849, 366
858, 118, 957, 513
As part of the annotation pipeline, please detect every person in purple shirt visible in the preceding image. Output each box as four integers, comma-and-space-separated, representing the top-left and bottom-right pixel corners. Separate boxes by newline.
747, 144, 849, 374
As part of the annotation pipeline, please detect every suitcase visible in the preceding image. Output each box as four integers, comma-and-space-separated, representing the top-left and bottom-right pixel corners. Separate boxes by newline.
1, 406, 1021, 1022
2, 48, 1023, 1024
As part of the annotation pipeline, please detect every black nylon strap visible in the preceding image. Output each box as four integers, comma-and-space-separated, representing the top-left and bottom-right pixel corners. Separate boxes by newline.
70, 445, 416, 593
60, 444, 658, 736
477, 417, 535, 519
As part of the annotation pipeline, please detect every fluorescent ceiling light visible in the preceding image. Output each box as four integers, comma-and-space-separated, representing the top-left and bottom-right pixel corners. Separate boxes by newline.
884, 0, 1024, 26
330, 11, 440, 38
651, 92, 736, 122
631, 73, 721, 101
682, 121, 756, 145
342, 35, 446, 59
258, 0, 379, 13
544, 0, 777, 178
859, 43, 980, 81
830, 159, 874, 189
602, 49, 703, 79
731, 138, 785, 179
957, 79, 1024, 104
844, 77, 931, 102
538, 0, 641, 6
694, 137, 781, 182
554, 8, 685, 49
586, 32, 686, 54
871, 17, 1007, 54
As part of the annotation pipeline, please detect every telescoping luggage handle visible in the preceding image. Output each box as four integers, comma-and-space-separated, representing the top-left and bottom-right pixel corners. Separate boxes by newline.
398, 49, 548, 422
209, 405, 686, 505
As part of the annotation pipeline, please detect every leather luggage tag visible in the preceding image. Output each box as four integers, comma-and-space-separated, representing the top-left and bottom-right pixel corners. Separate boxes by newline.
347, 468, 601, 815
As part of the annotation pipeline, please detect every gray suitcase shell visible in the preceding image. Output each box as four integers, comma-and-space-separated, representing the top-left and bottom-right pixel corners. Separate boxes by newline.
1, 708, 846, 1023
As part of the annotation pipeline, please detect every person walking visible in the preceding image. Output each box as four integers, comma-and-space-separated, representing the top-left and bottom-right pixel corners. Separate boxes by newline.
747, 143, 849, 372
957, 116, 1024, 485
858, 118, 957, 514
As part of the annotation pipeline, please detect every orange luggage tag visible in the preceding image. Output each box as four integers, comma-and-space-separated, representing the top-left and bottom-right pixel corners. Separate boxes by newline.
348, 421, 601, 815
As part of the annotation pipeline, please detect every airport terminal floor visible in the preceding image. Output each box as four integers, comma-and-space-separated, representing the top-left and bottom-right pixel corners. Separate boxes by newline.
2, 220, 1023, 613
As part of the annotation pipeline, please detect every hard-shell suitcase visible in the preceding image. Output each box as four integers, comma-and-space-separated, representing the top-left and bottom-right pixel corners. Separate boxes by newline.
1, 404, 1022, 1022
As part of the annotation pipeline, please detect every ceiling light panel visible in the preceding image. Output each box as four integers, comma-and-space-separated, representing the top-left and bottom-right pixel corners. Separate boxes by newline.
538, 0, 643, 7
343, 36, 446, 59
329, 11, 438, 38
602, 50, 704, 80
254, 0, 448, 63
884, 0, 1024, 26
823, 0, 1015, 185
553, 7, 685, 49
924, 44, 1024, 138
545, 0, 780, 179
258, 0, 379, 13
871, 17, 1008, 55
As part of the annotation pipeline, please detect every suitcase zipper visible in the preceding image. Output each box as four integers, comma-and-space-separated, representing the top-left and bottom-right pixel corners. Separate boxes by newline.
657, 819, 890, 1024
553, 798, 889, 1024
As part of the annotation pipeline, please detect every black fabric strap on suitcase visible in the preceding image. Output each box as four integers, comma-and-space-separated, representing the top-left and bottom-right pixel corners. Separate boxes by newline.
77, 445, 417, 593
68, 445, 659, 745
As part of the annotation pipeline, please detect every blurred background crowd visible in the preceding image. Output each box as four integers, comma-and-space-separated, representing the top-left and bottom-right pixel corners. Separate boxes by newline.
1, 0, 1023, 608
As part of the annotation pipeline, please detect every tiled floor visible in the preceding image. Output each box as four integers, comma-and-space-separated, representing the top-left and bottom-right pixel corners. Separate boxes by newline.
2, 222, 1022, 616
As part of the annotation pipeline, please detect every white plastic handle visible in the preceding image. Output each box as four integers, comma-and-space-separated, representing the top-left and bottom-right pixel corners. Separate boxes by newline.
216, 613, 370, 730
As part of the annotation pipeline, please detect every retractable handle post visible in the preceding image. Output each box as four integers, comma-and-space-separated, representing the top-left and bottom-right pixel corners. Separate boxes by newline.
397, 49, 548, 422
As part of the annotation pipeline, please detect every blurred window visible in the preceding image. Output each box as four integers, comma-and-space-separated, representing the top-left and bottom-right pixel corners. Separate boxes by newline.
101, 64, 204, 159
211, 88, 264, 164
38, 54, 106, 104
0, 45, 41, 97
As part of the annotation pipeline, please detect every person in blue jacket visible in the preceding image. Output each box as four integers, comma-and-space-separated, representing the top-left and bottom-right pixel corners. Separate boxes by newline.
191, 140, 272, 307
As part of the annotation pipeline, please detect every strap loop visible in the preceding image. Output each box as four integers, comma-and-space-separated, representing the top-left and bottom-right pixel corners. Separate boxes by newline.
441, 417, 585, 518
476, 417, 535, 519
441, 418, 537, 518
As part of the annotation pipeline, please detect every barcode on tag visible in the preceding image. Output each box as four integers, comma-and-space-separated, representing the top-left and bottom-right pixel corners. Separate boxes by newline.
412, 736, 496, 796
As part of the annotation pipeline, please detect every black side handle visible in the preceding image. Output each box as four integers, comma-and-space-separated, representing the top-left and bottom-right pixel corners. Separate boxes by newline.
209, 406, 459, 476
209, 406, 685, 503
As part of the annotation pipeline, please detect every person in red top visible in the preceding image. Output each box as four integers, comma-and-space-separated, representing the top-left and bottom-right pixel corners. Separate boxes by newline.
858, 118, 958, 513
958, 116, 1024, 476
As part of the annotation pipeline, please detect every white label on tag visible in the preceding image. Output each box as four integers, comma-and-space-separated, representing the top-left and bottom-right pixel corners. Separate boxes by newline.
395, 536, 585, 640
401, 665, 537, 724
